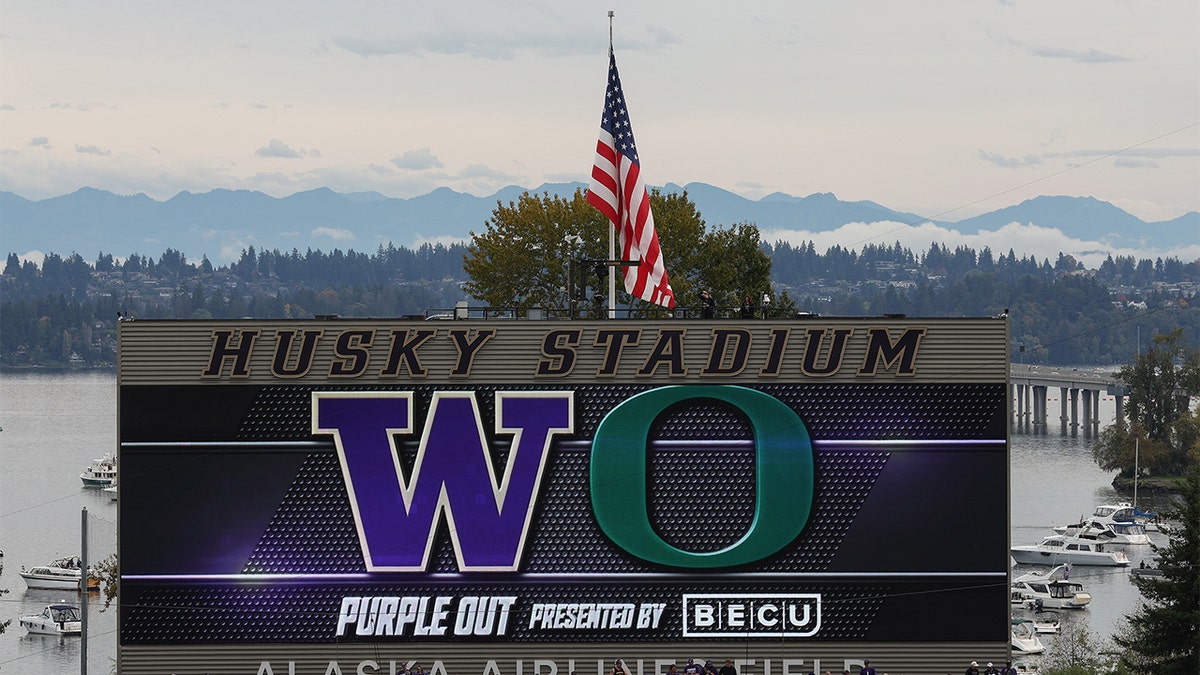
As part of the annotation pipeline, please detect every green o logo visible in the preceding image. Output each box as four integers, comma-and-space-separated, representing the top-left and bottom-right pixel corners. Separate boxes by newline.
590, 385, 814, 568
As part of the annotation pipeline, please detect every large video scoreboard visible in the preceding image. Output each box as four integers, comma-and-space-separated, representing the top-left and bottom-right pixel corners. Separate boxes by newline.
117, 317, 1012, 675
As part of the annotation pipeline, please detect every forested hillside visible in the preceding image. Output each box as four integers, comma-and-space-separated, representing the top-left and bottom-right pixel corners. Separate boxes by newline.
2, 241, 1195, 368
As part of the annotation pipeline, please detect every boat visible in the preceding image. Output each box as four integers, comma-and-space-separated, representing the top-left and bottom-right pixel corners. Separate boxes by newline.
1052, 518, 1149, 545
79, 452, 117, 487
1011, 564, 1092, 609
1131, 558, 1165, 578
1011, 618, 1046, 654
1010, 534, 1130, 566
104, 481, 118, 501
1031, 610, 1062, 634
19, 603, 82, 635
19, 555, 100, 591
1092, 501, 1164, 533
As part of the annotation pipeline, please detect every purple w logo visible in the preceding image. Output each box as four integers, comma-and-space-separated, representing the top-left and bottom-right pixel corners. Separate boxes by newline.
312, 391, 573, 572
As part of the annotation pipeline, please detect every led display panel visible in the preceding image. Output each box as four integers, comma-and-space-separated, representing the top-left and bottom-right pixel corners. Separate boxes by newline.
117, 317, 1011, 675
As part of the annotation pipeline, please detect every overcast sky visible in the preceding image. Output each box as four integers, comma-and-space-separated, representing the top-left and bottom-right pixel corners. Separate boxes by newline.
2, 0, 1197, 231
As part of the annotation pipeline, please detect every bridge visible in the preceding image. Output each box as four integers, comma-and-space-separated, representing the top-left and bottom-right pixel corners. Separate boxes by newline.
1009, 363, 1129, 437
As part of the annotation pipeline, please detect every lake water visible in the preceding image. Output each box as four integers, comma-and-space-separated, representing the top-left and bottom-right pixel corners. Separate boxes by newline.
0, 371, 1176, 673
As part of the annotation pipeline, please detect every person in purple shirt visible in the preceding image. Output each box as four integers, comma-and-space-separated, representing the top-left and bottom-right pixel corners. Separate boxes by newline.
860, 660, 877, 675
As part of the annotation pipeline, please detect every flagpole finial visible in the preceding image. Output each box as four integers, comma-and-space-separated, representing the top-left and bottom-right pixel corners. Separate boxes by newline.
607, 10, 614, 52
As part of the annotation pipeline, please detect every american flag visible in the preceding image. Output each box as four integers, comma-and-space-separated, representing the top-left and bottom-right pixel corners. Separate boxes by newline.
586, 51, 675, 308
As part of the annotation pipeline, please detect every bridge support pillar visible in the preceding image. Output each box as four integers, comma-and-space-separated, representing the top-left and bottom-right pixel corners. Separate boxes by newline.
1082, 389, 1094, 438
1011, 383, 1019, 431
1092, 389, 1101, 436
1070, 389, 1079, 437
1014, 383, 1029, 434
1032, 385, 1047, 433
1060, 387, 1069, 435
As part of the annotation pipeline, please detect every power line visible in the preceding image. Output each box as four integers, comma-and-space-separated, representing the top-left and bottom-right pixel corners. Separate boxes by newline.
926, 121, 1200, 222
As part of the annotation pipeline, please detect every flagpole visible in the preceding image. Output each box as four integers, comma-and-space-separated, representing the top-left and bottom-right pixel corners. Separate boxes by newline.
606, 10, 617, 319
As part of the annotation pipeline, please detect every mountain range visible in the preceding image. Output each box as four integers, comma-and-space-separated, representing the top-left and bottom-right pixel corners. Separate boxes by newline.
1, 183, 1195, 264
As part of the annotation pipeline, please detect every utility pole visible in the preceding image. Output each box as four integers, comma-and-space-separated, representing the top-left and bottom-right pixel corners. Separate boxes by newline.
81, 507, 88, 675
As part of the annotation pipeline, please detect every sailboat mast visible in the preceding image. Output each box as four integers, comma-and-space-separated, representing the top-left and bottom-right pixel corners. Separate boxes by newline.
1133, 436, 1139, 508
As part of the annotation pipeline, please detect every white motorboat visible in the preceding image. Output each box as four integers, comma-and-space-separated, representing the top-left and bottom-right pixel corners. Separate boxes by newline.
19, 603, 82, 635
1054, 506, 1152, 544
19, 555, 99, 591
1010, 534, 1130, 566
1011, 564, 1092, 609
80, 452, 117, 487
1052, 519, 1115, 539
104, 481, 118, 501
1031, 610, 1062, 634
1103, 519, 1152, 544
1011, 618, 1046, 654
1092, 502, 1164, 533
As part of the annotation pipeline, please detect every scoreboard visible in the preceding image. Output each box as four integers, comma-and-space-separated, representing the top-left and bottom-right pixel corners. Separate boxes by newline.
117, 316, 1012, 674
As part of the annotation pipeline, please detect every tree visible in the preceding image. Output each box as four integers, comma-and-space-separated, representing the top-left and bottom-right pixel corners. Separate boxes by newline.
462, 189, 606, 314
94, 553, 119, 609
1094, 328, 1200, 477
1037, 620, 1120, 674
694, 222, 773, 313
461, 188, 772, 317
1112, 466, 1200, 674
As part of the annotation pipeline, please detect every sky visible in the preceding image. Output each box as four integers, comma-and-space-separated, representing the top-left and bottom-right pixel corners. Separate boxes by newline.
2, 0, 1198, 242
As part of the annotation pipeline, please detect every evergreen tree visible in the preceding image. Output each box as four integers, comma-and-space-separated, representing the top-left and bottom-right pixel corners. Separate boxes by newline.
1113, 466, 1200, 674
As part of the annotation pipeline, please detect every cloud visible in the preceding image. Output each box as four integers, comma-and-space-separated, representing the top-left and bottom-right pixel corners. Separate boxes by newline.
17, 250, 46, 267
256, 139, 305, 159
1046, 148, 1199, 159
391, 147, 443, 171
48, 101, 105, 112
76, 144, 112, 156
978, 150, 1042, 169
1113, 157, 1158, 169
330, 33, 558, 60
312, 226, 355, 241
544, 170, 590, 184
0, 104, 14, 111
413, 233, 470, 248
759, 219, 1200, 272
458, 163, 522, 182
327, 19, 604, 60
29, 137, 50, 149
1029, 46, 1131, 63
644, 24, 683, 48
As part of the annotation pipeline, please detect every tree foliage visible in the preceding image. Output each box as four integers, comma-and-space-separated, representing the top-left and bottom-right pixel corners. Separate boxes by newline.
1123, 328, 1200, 441
461, 189, 772, 317
1038, 620, 1122, 675
461, 190, 608, 313
94, 552, 119, 609
1094, 329, 1200, 477
1112, 466, 1200, 674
